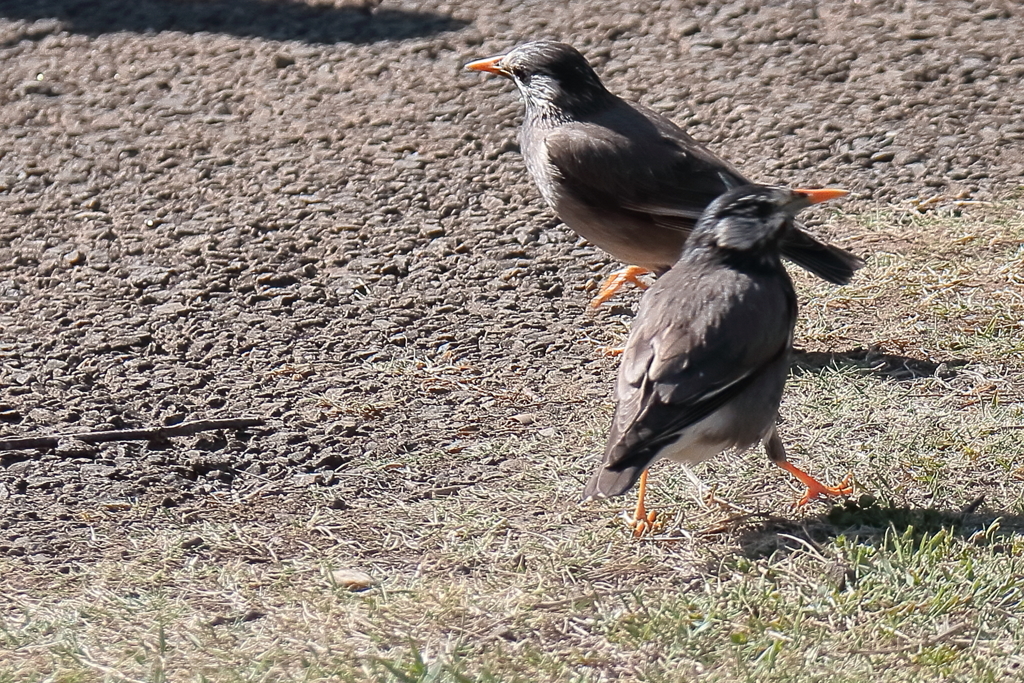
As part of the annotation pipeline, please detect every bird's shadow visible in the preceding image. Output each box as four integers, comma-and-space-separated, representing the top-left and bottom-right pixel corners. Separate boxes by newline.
792, 348, 967, 382
733, 496, 1022, 561
0, 0, 468, 44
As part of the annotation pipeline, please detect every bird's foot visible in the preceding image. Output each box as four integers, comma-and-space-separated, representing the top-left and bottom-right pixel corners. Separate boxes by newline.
590, 266, 651, 308
795, 473, 854, 506
598, 345, 624, 356
627, 501, 659, 537
622, 470, 663, 537
776, 460, 853, 506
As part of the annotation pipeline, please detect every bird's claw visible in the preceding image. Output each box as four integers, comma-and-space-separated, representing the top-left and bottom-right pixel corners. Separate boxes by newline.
624, 506, 660, 537
590, 266, 651, 308
795, 473, 854, 507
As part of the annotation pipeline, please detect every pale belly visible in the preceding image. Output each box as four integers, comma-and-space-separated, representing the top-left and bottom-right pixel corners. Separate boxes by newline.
521, 131, 688, 271
554, 195, 686, 271
656, 407, 773, 466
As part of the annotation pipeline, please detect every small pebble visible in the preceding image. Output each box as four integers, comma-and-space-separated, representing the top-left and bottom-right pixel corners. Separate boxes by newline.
330, 569, 375, 591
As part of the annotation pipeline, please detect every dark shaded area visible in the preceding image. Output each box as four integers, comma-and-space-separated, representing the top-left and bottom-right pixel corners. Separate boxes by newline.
0, 0, 468, 44
793, 347, 968, 382
736, 495, 1022, 562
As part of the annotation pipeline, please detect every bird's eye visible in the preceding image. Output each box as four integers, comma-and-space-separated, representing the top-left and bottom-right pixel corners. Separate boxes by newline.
740, 199, 773, 219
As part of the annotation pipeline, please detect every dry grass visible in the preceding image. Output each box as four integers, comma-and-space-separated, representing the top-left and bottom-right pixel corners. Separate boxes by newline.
4, 197, 1024, 682
797, 194, 1024, 364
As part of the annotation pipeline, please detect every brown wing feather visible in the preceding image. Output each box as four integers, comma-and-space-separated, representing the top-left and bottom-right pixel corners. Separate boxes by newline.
602, 256, 796, 474
544, 100, 863, 283
543, 99, 743, 229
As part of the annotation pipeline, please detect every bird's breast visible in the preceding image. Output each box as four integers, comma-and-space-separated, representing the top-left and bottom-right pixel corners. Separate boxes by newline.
518, 125, 685, 270
551, 194, 685, 270
520, 133, 561, 209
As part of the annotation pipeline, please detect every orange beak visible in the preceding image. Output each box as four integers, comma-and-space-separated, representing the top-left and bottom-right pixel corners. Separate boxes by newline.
465, 55, 508, 76
795, 188, 849, 205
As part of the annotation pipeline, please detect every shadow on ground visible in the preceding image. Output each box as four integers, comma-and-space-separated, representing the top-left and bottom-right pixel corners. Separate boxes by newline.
793, 347, 967, 381
736, 495, 1022, 560
0, 0, 468, 44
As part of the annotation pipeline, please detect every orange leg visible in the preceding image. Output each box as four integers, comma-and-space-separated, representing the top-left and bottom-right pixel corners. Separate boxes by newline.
629, 470, 659, 537
775, 460, 853, 506
591, 266, 651, 308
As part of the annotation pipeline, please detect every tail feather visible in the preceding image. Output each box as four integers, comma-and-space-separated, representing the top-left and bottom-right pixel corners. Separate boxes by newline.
780, 228, 864, 285
582, 462, 648, 502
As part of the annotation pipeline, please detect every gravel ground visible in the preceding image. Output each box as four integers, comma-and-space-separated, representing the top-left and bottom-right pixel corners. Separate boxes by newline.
1, 0, 1023, 566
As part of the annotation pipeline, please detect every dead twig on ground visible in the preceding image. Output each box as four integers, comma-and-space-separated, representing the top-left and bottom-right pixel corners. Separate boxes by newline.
0, 417, 266, 452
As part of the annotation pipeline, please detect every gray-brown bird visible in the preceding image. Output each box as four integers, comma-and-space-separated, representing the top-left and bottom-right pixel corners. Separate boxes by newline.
465, 42, 863, 306
582, 184, 853, 536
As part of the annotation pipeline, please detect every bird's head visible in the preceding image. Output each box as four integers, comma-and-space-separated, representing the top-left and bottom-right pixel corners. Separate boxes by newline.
465, 41, 613, 120
696, 185, 848, 253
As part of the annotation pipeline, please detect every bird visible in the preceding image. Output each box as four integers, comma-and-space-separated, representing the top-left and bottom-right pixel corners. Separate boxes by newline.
465, 41, 863, 307
582, 184, 853, 536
